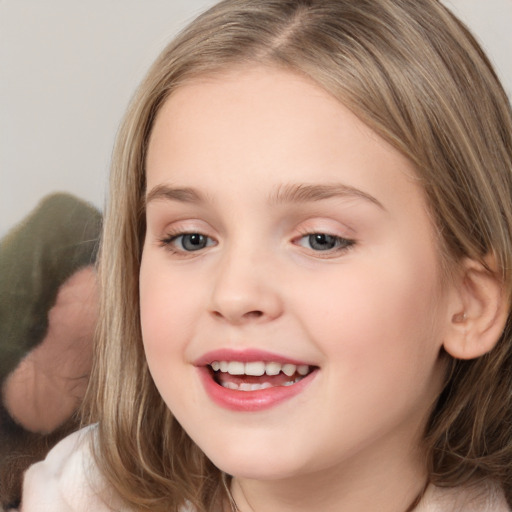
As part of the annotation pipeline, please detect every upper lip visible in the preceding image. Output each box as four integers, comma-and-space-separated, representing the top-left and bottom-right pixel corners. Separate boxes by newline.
193, 348, 315, 367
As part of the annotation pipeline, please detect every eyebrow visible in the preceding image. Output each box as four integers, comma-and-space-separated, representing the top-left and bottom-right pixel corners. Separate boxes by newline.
145, 185, 207, 205
269, 183, 385, 210
145, 182, 385, 210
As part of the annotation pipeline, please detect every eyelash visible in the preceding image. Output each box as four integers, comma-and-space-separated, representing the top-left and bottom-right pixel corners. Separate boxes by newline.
159, 231, 216, 254
294, 232, 356, 255
159, 229, 355, 257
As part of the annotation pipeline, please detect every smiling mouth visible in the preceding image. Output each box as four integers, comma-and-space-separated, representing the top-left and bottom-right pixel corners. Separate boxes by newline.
208, 361, 315, 391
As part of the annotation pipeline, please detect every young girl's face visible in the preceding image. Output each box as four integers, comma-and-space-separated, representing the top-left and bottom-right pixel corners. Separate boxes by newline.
140, 66, 455, 484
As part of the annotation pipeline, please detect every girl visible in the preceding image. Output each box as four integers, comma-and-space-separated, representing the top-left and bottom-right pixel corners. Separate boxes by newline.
21, 0, 512, 511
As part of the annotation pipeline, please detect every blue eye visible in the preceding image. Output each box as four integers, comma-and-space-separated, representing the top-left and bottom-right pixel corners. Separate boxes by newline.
164, 233, 215, 252
298, 233, 354, 252
180, 233, 209, 251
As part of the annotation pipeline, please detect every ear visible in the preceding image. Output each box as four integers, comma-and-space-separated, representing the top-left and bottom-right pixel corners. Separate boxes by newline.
443, 257, 508, 360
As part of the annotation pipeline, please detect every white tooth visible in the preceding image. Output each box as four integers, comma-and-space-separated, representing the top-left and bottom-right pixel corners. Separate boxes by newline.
211, 361, 220, 371
252, 382, 273, 391
223, 381, 239, 390
282, 364, 297, 377
220, 361, 229, 372
283, 380, 294, 386
297, 365, 310, 376
227, 361, 245, 375
265, 362, 282, 376
239, 382, 274, 391
245, 361, 265, 376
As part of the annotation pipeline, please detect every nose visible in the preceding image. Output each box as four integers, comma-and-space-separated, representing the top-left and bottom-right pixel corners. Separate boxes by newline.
209, 247, 284, 325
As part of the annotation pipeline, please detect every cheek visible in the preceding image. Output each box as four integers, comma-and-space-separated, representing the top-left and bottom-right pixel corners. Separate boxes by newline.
139, 261, 205, 410
139, 260, 195, 363
296, 251, 446, 382
290, 254, 447, 455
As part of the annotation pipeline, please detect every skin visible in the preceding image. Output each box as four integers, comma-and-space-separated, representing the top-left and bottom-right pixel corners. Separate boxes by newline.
140, 66, 460, 512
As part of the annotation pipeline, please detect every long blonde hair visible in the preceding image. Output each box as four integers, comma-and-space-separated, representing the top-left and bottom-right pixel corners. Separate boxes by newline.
83, 1, 512, 510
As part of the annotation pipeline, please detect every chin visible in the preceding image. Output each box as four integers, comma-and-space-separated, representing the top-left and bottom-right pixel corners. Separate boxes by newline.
200, 442, 310, 481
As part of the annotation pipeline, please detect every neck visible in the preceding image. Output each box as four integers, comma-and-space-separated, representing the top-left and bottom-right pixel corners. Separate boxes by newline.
229, 426, 429, 512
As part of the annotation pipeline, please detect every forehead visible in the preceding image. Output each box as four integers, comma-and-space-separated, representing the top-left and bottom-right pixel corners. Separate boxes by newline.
146, 65, 418, 192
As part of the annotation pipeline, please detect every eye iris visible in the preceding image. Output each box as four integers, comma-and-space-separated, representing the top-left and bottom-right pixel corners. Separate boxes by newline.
182, 233, 207, 251
309, 233, 337, 251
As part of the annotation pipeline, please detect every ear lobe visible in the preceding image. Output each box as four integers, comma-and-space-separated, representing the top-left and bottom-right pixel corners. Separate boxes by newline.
443, 258, 508, 360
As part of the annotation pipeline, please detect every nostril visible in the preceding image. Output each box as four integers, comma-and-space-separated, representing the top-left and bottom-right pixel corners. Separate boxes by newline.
211, 309, 264, 321
244, 310, 264, 319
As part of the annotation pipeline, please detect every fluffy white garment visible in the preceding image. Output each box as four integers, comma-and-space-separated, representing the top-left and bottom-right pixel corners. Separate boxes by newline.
20, 425, 129, 512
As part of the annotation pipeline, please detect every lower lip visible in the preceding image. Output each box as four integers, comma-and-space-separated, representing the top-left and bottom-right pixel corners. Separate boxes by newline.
197, 367, 317, 412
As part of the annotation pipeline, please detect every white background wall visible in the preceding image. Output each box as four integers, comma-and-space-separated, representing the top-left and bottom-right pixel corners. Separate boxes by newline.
1, 0, 511, 237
